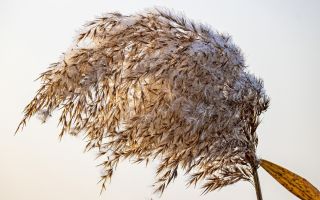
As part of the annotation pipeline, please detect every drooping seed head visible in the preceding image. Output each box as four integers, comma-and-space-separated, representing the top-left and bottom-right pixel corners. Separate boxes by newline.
17, 8, 269, 194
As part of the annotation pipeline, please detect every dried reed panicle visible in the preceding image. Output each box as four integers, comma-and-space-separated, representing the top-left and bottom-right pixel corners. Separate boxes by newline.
17, 8, 269, 194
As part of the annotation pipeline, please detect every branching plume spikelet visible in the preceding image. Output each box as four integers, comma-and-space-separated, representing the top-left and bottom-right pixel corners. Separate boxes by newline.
17, 8, 269, 194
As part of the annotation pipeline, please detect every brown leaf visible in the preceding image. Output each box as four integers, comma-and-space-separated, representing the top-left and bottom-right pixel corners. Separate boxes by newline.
260, 159, 320, 200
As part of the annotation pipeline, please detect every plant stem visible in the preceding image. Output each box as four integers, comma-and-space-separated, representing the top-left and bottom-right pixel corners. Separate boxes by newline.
252, 165, 263, 200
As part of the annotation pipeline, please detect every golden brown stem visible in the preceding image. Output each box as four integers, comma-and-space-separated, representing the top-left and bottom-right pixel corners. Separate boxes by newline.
252, 164, 263, 200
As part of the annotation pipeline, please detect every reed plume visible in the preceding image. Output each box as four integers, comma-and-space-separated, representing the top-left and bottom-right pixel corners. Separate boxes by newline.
17, 8, 269, 196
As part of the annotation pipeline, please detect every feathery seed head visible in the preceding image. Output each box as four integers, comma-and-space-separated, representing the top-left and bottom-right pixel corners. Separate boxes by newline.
17, 8, 269, 194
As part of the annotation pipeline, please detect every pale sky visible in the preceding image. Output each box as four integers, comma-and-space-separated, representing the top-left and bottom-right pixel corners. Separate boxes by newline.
0, 0, 319, 199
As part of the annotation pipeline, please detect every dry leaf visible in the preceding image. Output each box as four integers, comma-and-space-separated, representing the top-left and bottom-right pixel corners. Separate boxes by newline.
260, 159, 320, 200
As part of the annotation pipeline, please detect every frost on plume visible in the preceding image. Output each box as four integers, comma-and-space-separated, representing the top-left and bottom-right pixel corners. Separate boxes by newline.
17, 8, 269, 194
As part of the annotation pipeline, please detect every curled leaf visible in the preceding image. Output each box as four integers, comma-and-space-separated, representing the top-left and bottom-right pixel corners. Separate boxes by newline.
260, 159, 320, 200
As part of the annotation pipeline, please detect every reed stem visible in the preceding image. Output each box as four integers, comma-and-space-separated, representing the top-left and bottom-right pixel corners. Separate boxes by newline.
252, 165, 263, 200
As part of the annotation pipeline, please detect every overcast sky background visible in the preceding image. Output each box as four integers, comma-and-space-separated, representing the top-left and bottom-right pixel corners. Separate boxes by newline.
1, 0, 319, 199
